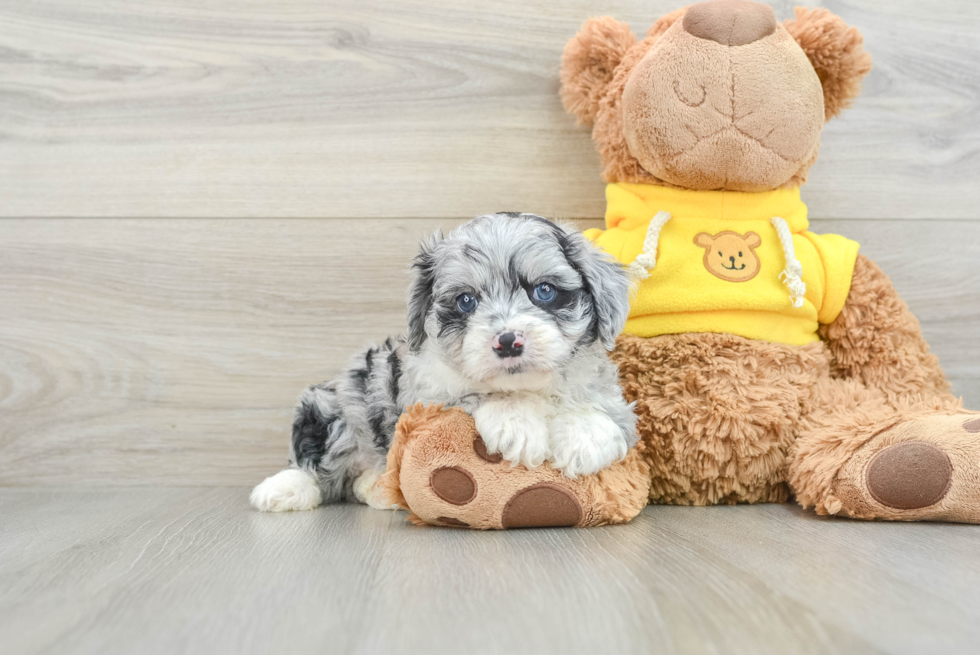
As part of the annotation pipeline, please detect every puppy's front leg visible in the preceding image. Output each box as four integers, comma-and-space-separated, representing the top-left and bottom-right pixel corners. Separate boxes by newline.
549, 404, 633, 478
472, 394, 551, 468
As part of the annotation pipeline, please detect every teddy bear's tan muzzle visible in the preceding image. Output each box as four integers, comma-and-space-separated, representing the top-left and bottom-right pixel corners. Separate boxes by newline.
682, 0, 777, 47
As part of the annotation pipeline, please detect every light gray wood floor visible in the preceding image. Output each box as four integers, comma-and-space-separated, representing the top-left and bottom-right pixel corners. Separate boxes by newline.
3, 488, 980, 655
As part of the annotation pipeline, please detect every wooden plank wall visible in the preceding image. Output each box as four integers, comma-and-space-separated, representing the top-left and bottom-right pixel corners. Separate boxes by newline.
1, 1, 978, 486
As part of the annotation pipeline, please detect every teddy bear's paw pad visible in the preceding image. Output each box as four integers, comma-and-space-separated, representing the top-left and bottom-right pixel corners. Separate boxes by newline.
436, 516, 471, 528
501, 483, 584, 528
866, 441, 952, 510
473, 435, 503, 463
964, 417, 980, 433
430, 466, 477, 505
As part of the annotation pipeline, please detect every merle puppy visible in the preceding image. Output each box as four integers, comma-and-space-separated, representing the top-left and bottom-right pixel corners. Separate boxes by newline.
251, 213, 636, 511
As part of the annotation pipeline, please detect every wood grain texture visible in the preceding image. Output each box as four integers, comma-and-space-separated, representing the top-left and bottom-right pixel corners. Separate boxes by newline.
0, 217, 977, 486
2, 489, 980, 655
0, 0, 978, 219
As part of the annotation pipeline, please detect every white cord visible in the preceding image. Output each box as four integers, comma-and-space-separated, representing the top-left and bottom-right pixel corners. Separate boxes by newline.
627, 211, 672, 281
771, 216, 806, 308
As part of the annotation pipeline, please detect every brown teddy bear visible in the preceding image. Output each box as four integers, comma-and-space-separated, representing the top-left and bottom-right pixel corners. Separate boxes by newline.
383, 0, 980, 527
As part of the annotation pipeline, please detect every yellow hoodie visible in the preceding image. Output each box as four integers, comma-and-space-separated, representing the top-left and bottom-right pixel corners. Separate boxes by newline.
584, 183, 860, 346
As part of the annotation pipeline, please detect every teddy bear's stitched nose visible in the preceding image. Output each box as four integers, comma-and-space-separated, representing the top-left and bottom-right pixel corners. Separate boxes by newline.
682, 0, 777, 47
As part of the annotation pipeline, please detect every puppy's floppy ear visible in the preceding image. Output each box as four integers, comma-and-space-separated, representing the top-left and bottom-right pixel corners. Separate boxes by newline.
784, 7, 872, 121
406, 231, 441, 352
560, 17, 636, 125
557, 225, 631, 351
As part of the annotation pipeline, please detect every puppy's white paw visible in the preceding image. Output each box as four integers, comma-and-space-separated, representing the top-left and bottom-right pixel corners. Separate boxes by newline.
549, 411, 629, 478
250, 469, 321, 512
473, 398, 551, 469
353, 468, 400, 510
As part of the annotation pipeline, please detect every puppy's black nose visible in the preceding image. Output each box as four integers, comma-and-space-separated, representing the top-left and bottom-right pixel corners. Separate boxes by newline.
493, 331, 525, 358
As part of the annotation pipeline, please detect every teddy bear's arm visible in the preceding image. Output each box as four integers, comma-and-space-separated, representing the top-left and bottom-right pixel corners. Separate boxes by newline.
818, 254, 954, 404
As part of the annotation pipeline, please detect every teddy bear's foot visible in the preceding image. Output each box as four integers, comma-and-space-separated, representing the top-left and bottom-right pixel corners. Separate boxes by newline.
381, 404, 651, 529
353, 468, 401, 510
830, 414, 980, 522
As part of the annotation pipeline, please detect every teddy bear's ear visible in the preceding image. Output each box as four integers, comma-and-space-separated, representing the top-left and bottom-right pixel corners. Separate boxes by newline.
784, 7, 873, 121
560, 17, 636, 125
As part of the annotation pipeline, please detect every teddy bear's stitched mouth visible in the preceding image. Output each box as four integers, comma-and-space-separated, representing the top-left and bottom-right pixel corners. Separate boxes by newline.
721, 262, 746, 271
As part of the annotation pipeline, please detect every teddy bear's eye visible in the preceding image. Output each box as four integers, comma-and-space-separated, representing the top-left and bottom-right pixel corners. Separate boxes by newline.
718, 251, 723, 257
739, 251, 743, 257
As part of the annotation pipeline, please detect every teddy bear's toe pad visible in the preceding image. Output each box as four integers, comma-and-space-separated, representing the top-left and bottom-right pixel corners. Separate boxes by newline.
473, 436, 503, 463
430, 467, 477, 505
436, 516, 471, 528
501, 483, 583, 528
866, 442, 952, 510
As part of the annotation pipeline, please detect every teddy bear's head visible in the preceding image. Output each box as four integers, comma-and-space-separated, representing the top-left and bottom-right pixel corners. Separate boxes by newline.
560, 0, 872, 192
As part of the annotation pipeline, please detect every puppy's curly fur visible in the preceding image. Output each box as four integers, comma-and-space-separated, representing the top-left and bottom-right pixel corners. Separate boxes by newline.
251, 213, 636, 511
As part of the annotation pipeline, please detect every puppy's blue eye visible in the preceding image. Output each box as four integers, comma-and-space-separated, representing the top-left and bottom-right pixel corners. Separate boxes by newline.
456, 293, 479, 313
533, 283, 556, 303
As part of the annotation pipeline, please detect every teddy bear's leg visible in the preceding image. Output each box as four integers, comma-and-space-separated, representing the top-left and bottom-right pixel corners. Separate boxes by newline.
612, 332, 829, 506
789, 377, 980, 522
791, 253, 980, 522
819, 254, 956, 405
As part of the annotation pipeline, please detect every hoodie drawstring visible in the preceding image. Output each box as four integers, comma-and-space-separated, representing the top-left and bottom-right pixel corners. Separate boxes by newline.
628, 211, 672, 281
771, 216, 806, 308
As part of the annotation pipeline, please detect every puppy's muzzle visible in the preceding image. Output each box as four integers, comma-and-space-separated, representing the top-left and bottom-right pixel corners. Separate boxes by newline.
492, 331, 525, 358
